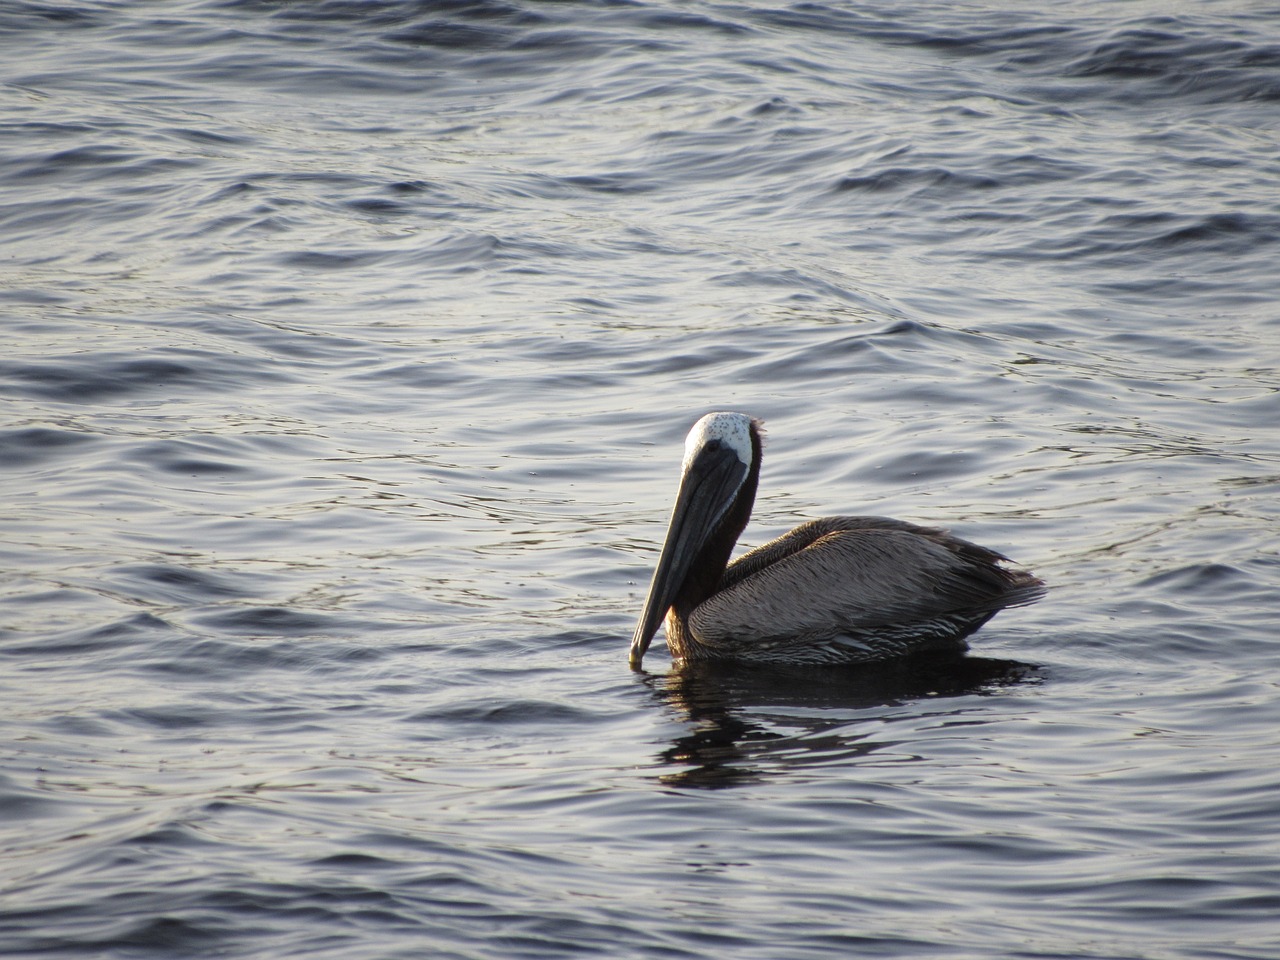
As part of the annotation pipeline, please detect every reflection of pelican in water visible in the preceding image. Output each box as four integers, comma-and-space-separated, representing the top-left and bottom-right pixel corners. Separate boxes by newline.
651, 652, 1041, 789
631, 413, 1044, 668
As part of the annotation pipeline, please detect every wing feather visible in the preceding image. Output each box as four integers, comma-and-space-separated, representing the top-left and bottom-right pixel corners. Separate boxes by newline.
689, 517, 1042, 653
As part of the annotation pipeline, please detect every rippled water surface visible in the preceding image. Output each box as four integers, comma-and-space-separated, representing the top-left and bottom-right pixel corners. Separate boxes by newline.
3, 1, 1280, 957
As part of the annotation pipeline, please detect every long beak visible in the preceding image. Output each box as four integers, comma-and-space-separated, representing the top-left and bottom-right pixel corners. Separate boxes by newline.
629, 442, 747, 668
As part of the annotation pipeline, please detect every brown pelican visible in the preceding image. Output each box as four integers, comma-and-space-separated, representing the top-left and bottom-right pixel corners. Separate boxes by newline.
629, 412, 1044, 668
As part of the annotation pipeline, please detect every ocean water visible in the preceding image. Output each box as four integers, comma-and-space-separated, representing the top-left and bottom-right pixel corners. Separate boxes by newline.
2, 0, 1279, 957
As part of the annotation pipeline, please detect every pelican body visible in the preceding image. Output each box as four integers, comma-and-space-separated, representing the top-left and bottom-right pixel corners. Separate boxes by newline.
629, 413, 1044, 668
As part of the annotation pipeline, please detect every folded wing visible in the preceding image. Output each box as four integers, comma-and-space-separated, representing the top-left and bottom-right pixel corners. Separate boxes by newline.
689, 517, 1043, 657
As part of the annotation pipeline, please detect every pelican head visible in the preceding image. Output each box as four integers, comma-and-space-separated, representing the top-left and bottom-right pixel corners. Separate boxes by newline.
629, 412, 762, 667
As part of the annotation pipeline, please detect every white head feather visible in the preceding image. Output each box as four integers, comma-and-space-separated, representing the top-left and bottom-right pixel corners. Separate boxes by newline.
682, 412, 754, 471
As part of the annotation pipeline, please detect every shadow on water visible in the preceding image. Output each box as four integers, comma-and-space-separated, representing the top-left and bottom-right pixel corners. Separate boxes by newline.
641, 652, 1042, 789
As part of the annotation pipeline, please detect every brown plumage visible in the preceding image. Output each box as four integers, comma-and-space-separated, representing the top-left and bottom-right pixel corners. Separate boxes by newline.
630, 413, 1044, 668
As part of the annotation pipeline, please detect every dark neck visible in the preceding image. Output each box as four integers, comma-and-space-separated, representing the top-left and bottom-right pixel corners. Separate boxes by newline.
671, 427, 762, 624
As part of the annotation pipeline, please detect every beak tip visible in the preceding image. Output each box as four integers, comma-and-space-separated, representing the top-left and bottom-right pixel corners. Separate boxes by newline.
627, 637, 647, 670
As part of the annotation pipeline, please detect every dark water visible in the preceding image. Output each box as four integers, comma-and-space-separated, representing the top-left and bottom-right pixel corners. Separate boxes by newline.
3, 1, 1280, 957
